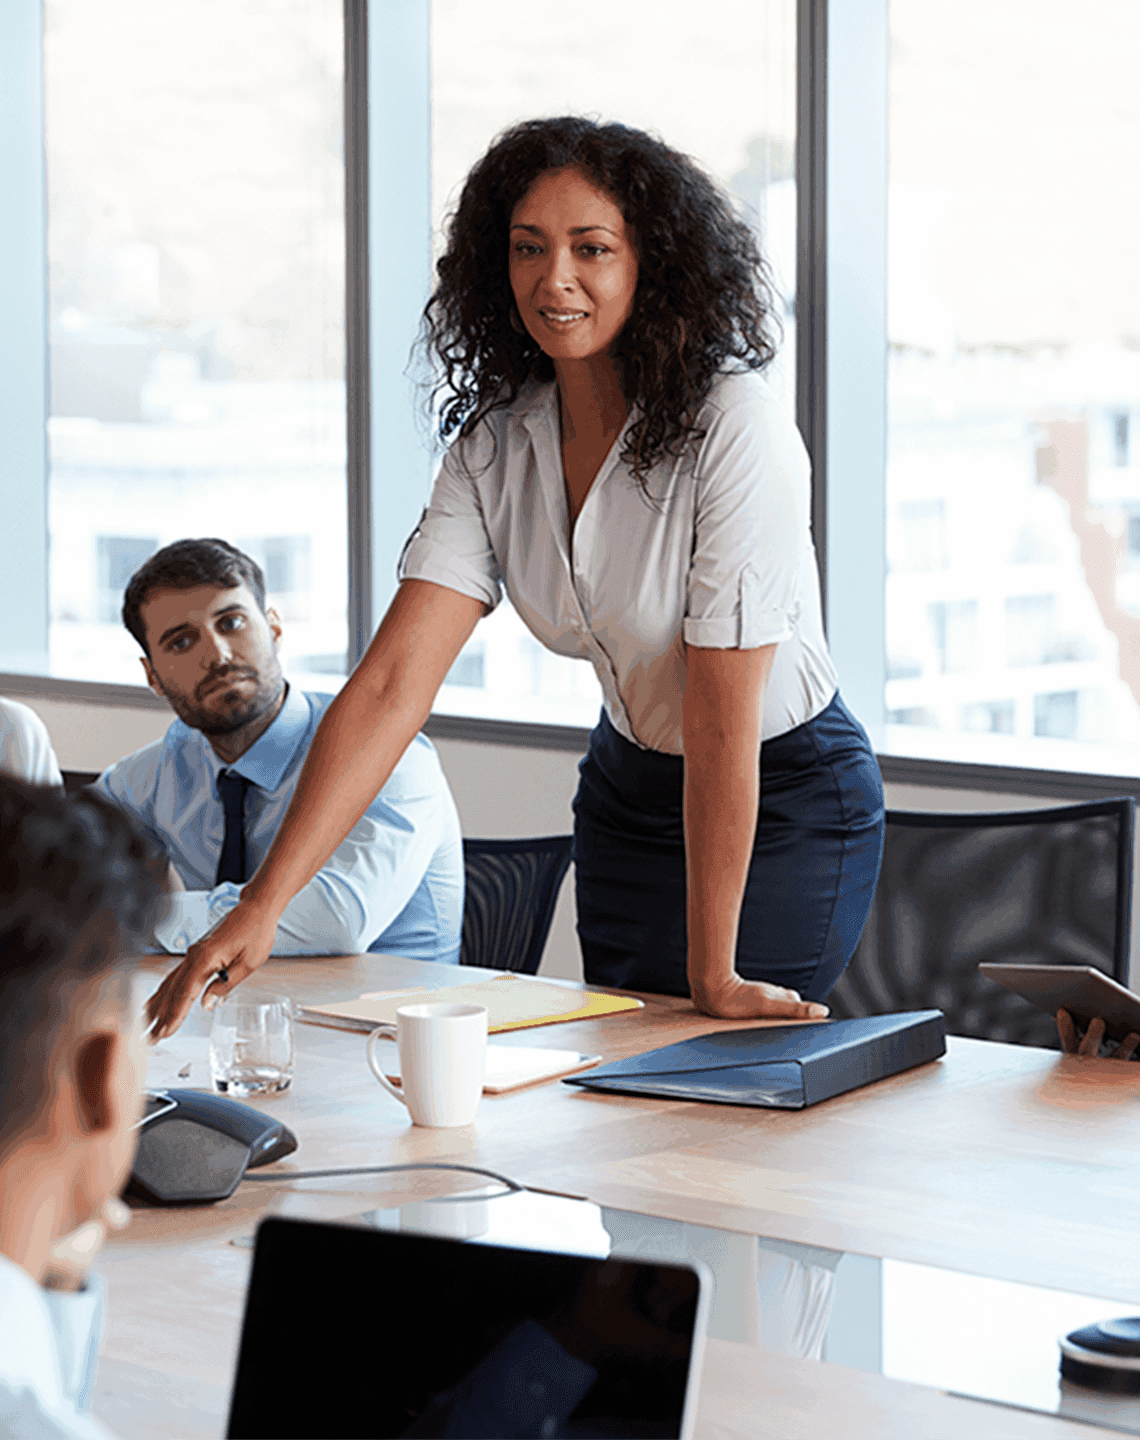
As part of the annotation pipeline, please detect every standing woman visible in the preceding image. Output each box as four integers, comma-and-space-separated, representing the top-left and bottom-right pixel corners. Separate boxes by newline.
147, 116, 884, 1038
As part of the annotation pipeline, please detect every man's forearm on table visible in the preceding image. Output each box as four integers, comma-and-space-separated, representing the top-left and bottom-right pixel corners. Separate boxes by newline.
152, 881, 366, 956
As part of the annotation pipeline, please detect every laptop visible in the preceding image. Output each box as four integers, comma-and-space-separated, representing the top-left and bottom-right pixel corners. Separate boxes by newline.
226, 1215, 710, 1439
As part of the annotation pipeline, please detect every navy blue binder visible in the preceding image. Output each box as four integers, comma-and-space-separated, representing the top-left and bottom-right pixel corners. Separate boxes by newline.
563, 1011, 946, 1109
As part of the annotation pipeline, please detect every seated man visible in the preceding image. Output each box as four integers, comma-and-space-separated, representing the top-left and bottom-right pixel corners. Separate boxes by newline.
95, 538, 463, 962
0, 775, 165, 1438
0, 697, 63, 786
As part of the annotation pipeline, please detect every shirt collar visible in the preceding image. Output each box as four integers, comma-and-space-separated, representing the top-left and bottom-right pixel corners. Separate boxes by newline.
517, 381, 639, 536
504, 376, 557, 420
0, 1251, 61, 1403
515, 377, 638, 454
168, 682, 313, 794
518, 381, 562, 450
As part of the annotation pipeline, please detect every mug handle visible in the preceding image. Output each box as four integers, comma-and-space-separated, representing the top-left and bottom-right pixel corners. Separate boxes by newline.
366, 1024, 408, 1109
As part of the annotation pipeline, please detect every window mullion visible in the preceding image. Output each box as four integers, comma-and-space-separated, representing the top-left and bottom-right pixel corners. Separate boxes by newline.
0, 0, 50, 661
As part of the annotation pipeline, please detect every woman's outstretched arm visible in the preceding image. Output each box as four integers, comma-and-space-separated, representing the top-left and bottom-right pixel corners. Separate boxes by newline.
682, 642, 829, 1021
146, 580, 485, 1037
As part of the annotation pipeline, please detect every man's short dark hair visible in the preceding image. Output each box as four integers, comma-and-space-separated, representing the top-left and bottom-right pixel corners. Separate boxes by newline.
122, 538, 267, 656
0, 776, 167, 1151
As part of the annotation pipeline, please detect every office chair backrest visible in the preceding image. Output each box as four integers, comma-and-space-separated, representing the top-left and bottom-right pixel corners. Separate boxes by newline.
826, 798, 1135, 1047
460, 835, 573, 975
61, 769, 99, 793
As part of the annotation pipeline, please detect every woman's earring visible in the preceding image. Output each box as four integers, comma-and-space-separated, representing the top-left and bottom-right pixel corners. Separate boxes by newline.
509, 306, 526, 335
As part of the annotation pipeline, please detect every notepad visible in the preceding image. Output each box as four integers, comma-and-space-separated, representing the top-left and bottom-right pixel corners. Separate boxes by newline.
374, 1040, 603, 1094
298, 973, 644, 1035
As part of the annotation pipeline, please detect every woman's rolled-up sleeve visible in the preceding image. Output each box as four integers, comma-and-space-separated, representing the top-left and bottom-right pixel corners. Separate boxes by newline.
398, 440, 503, 612
682, 380, 811, 650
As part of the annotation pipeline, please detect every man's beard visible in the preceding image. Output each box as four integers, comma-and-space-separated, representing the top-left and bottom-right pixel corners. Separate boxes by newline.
164, 666, 284, 736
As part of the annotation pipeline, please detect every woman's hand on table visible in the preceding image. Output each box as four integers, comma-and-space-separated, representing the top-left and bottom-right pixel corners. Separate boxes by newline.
145, 898, 279, 1040
690, 972, 829, 1021
1057, 1008, 1140, 1060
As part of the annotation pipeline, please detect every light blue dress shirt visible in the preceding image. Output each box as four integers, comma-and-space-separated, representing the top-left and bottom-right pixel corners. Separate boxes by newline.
0, 1255, 111, 1439
95, 685, 463, 962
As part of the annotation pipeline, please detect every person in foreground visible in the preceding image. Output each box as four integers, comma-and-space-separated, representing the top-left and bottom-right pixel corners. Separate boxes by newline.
147, 116, 885, 1038
0, 775, 165, 1438
96, 539, 463, 964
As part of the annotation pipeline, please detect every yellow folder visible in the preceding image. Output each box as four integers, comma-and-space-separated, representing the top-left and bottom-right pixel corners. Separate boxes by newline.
298, 972, 643, 1035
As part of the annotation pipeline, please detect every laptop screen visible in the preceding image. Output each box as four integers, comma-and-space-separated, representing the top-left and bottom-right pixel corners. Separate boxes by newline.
227, 1216, 704, 1439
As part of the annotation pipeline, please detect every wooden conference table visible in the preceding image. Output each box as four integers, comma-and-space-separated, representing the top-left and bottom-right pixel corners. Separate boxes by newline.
92, 953, 1140, 1439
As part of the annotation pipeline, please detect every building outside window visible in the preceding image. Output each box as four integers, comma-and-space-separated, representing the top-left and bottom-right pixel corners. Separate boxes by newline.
237, 536, 314, 626
963, 700, 1015, 736
1035, 690, 1080, 741
9, 0, 1140, 793
1114, 413, 1130, 469
95, 536, 157, 626
42, 0, 346, 687
885, 0, 1140, 770
26, 0, 797, 735
892, 500, 948, 574
927, 600, 978, 676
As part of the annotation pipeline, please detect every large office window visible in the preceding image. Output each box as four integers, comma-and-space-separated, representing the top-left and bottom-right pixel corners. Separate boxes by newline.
884, 0, 1140, 775
11, 0, 1136, 793
429, 0, 797, 727
41, 0, 347, 686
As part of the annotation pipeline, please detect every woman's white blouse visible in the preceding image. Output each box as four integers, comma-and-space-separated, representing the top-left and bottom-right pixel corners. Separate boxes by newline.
400, 368, 839, 755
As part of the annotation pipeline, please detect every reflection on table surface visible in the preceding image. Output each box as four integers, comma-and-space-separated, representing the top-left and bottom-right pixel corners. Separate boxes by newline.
233, 1175, 1140, 1437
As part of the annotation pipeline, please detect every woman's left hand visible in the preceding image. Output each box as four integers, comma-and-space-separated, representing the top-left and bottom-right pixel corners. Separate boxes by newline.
691, 972, 829, 1021
681, 647, 829, 1025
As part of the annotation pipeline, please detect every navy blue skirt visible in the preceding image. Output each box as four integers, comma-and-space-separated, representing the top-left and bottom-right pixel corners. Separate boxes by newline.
572, 692, 885, 1002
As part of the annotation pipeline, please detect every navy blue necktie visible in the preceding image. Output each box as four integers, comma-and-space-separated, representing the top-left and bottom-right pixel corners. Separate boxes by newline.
215, 770, 252, 886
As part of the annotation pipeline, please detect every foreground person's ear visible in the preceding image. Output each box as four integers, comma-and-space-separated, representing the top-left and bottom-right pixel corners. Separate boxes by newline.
74, 1032, 117, 1134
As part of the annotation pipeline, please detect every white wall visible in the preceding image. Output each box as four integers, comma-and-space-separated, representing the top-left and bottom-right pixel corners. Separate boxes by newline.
12, 692, 1136, 985
25, 694, 172, 771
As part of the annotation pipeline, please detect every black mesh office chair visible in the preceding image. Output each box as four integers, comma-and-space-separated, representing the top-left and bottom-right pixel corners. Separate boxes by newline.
826, 798, 1135, 1047
460, 835, 573, 975
62, 769, 99, 793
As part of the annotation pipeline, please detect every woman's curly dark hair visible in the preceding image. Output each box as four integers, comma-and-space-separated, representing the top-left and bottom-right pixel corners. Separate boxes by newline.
421, 116, 781, 483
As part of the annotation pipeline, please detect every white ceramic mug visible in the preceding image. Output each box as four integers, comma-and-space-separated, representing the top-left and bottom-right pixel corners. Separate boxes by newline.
367, 1002, 488, 1127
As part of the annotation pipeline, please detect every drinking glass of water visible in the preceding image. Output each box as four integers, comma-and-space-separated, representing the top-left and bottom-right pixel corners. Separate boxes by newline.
209, 994, 294, 1097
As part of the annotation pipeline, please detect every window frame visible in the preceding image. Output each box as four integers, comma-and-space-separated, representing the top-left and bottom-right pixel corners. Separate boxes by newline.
0, 0, 50, 665
5, 0, 1140, 802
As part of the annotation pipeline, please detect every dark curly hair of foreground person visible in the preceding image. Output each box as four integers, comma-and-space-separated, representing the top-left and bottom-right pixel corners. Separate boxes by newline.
421, 115, 782, 484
